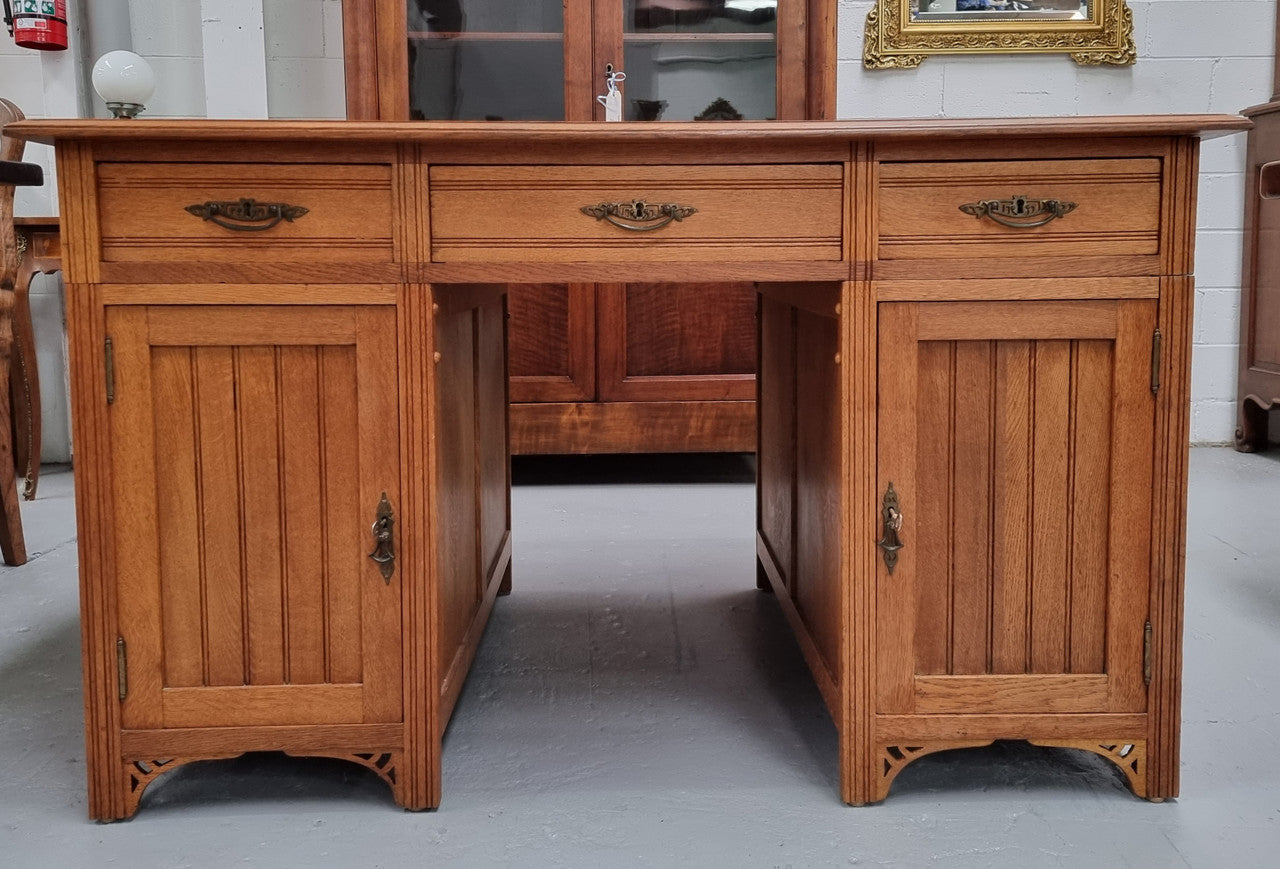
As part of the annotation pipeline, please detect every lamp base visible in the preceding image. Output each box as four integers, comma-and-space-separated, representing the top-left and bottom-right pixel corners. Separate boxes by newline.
106, 102, 145, 119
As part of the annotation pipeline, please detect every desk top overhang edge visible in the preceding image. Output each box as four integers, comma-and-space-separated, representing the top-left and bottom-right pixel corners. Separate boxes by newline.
9, 115, 1251, 147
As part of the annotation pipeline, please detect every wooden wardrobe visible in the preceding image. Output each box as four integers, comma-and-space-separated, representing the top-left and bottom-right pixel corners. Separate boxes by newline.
1236, 7, 1280, 450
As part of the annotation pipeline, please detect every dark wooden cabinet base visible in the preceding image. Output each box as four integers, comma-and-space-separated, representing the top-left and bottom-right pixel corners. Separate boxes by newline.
511, 400, 755, 455
1236, 9, 1280, 452
1237, 101, 1280, 451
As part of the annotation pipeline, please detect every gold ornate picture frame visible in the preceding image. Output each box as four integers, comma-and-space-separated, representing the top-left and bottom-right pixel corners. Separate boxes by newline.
864, 1, 1136, 69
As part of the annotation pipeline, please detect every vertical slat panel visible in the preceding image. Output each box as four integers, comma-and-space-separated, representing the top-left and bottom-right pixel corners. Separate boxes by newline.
913, 341, 952, 675
398, 281, 433, 806
477, 300, 509, 586
1069, 340, 1113, 674
373, 0, 409, 120
61, 144, 120, 819
566, 0, 595, 121
280, 347, 326, 684
358, 305, 402, 723
758, 297, 795, 588
194, 347, 246, 686
111, 309, 166, 729
152, 346, 204, 689
951, 341, 993, 675
795, 309, 841, 678
991, 341, 1032, 674
322, 346, 363, 684
1109, 299, 1157, 711
775, 0, 807, 119
436, 304, 479, 679
876, 303, 918, 714
1030, 341, 1072, 674
236, 346, 285, 686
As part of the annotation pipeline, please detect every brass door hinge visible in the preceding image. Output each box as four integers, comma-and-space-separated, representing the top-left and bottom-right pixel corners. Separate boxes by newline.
1143, 620, 1153, 686
105, 337, 115, 405
116, 636, 128, 700
1150, 329, 1162, 396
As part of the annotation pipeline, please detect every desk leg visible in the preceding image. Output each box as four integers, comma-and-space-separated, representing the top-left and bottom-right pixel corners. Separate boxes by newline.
10, 261, 41, 499
0, 288, 27, 564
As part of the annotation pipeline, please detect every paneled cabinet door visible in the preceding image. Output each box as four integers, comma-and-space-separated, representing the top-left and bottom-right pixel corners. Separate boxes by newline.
596, 282, 757, 402
876, 299, 1156, 717
106, 304, 402, 730
508, 283, 596, 404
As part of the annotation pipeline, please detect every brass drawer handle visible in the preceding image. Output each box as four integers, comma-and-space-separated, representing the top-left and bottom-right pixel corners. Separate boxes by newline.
368, 492, 395, 584
185, 197, 310, 232
580, 200, 697, 232
959, 195, 1077, 228
877, 482, 904, 575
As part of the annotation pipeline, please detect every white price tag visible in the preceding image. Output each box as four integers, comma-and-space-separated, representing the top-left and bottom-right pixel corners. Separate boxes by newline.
596, 70, 626, 122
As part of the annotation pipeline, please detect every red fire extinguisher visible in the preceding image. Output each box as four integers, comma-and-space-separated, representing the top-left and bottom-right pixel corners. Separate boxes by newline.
3, 0, 68, 51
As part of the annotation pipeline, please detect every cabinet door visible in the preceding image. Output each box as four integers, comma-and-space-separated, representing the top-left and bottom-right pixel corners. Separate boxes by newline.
597, 281, 756, 401
508, 283, 597, 403
402, 0, 593, 121
107, 305, 402, 730
876, 299, 1155, 716
597, 0, 803, 121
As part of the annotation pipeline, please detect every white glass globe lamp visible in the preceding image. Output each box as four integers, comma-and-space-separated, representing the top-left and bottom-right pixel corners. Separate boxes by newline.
92, 51, 156, 119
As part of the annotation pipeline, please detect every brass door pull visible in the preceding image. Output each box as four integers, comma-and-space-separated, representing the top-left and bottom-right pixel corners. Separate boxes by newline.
878, 483, 904, 574
185, 198, 309, 231
959, 195, 1077, 228
368, 493, 395, 583
580, 200, 697, 232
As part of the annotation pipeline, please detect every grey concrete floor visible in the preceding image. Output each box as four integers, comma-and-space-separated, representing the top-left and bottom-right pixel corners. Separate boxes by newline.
1, 448, 1278, 867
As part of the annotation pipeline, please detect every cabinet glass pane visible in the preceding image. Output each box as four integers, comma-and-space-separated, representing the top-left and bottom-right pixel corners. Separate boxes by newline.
622, 0, 777, 121
406, 0, 565, 120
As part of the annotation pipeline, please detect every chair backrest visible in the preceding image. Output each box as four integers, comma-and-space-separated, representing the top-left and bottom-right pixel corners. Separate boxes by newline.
0, 98, 22, 159
1, 98, 26, 293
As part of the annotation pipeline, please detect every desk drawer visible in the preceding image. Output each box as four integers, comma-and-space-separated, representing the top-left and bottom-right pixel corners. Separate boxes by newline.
429, 164, 845, 262
96, 162, 396, 265
877, 158, 1162, 265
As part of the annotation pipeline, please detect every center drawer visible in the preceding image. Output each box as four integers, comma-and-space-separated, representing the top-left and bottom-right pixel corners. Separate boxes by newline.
429, 164, 845, 263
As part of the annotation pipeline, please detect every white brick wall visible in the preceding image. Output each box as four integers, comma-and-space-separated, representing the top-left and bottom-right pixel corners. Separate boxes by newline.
263, 0, 345, 118
129, 0, 204, 116
1, 1, 1277, 453
839, 0, 1277, 443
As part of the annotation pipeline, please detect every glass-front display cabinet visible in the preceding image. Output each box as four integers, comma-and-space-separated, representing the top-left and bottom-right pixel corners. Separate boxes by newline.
345, 0, 834, 453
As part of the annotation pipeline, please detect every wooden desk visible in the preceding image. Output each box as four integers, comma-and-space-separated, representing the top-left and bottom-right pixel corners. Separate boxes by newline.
12, 116, 1249, 820
12, 216, 60, 499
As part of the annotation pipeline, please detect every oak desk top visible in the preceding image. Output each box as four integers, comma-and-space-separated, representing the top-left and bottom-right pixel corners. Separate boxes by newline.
11, 115, 1251, 146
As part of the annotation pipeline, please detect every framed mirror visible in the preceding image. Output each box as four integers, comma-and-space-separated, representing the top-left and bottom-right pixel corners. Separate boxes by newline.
864, 0, 1135, 68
